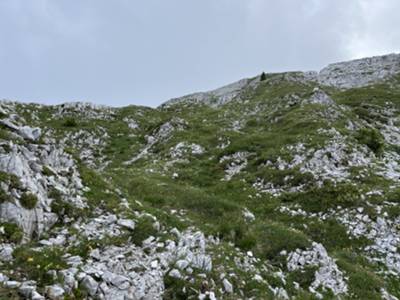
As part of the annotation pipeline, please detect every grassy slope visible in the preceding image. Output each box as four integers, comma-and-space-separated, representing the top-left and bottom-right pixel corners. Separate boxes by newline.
3, 74, 400, 298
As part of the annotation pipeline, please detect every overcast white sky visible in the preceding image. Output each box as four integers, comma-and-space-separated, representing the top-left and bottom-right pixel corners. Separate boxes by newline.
0, 0, 399, 107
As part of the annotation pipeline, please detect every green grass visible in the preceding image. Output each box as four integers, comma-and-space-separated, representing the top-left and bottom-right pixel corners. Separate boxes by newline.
252, 222, 310, 262
336, 250, 384, 299
280, 182, 360, 212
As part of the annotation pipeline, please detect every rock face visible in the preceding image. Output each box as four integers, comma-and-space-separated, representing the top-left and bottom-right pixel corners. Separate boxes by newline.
0, 139, 86, 240
318, 53, 400, 89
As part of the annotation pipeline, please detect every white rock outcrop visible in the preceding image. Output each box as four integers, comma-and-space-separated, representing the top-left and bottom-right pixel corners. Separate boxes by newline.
287, 242, 348, 296
318, 53, 400, 89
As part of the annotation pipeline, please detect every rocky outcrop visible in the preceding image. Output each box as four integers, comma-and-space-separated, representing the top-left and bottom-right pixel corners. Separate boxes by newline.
0, 119, 41, 141
287, 242, 348, 297
162, 77, 259, 108
0, 141, 86, 241
318, 53, 400, 89
59, 228, 212, 299
53, 102, 116, 120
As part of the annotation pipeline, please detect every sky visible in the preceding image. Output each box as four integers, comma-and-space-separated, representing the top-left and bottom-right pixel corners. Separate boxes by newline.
0, 0, 399, 107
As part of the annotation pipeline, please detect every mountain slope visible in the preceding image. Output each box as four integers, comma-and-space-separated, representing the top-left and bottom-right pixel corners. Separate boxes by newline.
1, 53, 400, 299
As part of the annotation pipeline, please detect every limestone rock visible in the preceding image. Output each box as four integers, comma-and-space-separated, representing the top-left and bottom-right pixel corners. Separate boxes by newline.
45, 284, 65, 300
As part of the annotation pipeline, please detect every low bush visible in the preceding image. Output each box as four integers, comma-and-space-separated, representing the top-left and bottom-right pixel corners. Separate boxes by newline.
356, 128, 384, 156
12, 246, 67, 286
252, 223, 310, 261
386, 188, 400, 203
62, 118, 77, 127
42, 166, 55, 176
287, 266, 318, 289
0, 222, 23, 243
215, 216, 256, 250
131, 216, 158, 246
19, 192, 38, 210
0, 188, 8, 203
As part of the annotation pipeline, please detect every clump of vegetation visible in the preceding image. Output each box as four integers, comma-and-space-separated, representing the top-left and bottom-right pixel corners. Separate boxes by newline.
246, 118, 259, 127
337, 251, 384, 299
48, 187, 62, 202
281, 181, 359, 212
0, 128, 12, 141
287, 265, 318, 289
42, 165, 55, 176
12, 246, 67, 286
131, 216, 158, 246
386, 188, 400, 203
260, 72, 267, 81
356, 128, 384, 156
0, 187, 8, 203
215, 216, 257, 250
0, 287, 20, 299
253, 223, 310, 261
63, 117, 78, 127
0, 222, 23, 243
164, 275, 198, 299
304, 218, 364, 251
19, 192, 39, 210
0, 171, 22, 190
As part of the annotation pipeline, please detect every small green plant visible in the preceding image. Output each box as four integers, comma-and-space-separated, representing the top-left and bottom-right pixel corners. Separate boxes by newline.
42, 166, 55, 176
19, 192, 38, 209
246, 118, 259, 127
260, 72, 267, 81
387, 188, 400, 203
62, 117, 77, 127
0, 171, 22, 190
0, 188, 8, 203
48, 187, 62, 201
0, 222, 23, 243
287, 266, 318, 289
131, 216, 158, 245
356, 128, 384, 156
